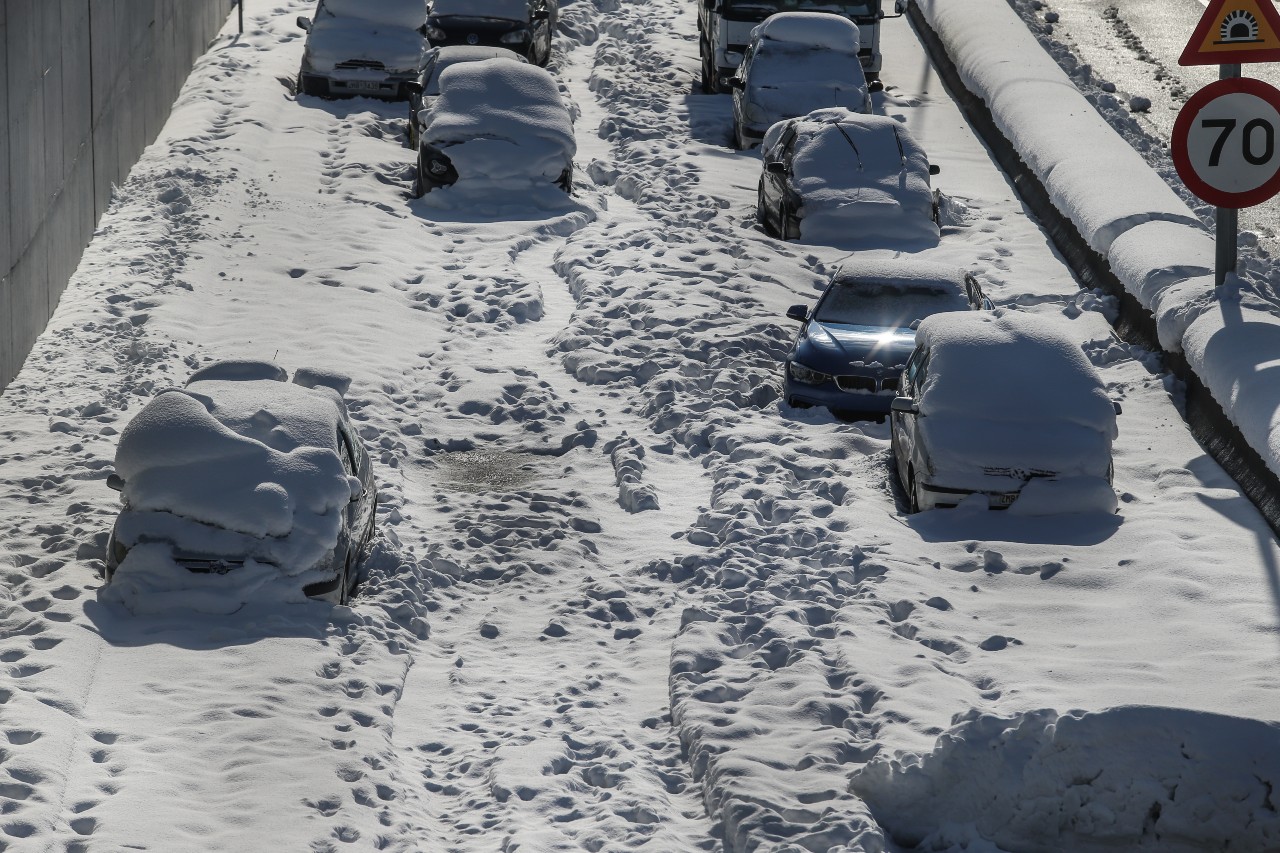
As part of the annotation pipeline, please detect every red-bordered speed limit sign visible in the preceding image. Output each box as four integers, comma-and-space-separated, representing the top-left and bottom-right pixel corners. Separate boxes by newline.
1173, 77, 1280, 208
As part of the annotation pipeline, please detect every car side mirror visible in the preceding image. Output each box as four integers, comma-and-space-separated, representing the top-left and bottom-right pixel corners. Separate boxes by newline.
347, 476, 364, 502
890, 397, 919, 415
405, 81, 423, 98
533, 8, 550, 19
106, 472, 125, 492
928, 164, 940, 175
296, 15, 312, 31
728, 76, 744, 90
786, 304, 809, 323
1112, 401, 1123, 416
765, 160, 786, 175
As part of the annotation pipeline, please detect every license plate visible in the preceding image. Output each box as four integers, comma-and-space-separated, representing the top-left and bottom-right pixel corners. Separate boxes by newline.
347, 81, 381, 91
990, 493, 1017, 507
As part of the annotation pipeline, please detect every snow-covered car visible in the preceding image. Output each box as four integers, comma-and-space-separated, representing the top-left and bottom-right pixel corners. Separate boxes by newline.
728, 13, 872, 150
757, 109, 941, 244
296, 0, 429, 100
784, 259, 992, 419
407, 45, 528, 149
889, 311, 1120, 514
412, 58, 575, 196
104, 361, 378, 607
424, 0, 558, 66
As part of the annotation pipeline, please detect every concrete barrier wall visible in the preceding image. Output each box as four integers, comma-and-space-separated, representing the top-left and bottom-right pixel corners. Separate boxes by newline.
1, 0, 234, 389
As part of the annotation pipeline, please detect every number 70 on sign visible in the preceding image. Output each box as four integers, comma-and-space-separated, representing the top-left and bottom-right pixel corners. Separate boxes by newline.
1173, 76, 1280, 208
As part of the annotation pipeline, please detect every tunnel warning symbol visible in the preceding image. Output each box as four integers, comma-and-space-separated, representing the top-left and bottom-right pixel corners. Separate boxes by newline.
1180, 0, 1280, 65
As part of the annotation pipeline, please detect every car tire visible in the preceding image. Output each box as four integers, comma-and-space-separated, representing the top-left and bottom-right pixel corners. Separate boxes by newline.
779, 202, 800, 240
298, 74, 327, 97
700, 42, 718, 94
906, 466, 921, 514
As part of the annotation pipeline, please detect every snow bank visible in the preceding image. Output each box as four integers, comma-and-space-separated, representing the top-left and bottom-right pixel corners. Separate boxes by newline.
913, 0, 1280, 485
851, 706, 1280, 852
752, 11, 860, 52
306, 15, 428, 73
430, 0, 529, 21
325, 0, 427, 28
424, 59, 575, 187
767, 109, 938, 245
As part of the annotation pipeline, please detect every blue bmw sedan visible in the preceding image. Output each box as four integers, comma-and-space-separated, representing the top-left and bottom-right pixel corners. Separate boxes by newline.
783, 259, 992, 420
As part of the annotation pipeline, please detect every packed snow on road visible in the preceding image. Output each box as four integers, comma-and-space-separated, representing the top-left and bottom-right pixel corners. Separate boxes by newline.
0, 0, 1277, 851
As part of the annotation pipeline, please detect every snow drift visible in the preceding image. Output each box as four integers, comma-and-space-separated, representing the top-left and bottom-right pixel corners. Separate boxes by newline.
851, 706, 1280, 852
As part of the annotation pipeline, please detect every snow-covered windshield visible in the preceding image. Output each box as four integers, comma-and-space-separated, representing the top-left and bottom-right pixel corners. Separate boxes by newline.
815, 282, 966, 329
724, 0, 875, 18
430, 0, 530, 20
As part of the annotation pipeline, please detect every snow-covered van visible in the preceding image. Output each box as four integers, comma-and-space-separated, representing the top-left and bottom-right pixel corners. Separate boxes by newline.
698, 0, 904, 93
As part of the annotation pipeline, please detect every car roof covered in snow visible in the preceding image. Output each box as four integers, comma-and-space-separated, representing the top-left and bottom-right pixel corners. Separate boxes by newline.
751, 12, 860, 52
914, 310, 1115, 431
831, 258, 971, 293
425, 59, 574, 148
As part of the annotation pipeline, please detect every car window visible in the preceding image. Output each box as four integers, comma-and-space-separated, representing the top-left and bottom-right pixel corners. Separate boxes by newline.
904, 346, 928, 392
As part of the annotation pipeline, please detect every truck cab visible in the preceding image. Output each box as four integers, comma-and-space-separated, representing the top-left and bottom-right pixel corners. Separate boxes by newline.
698, 0, 905, 93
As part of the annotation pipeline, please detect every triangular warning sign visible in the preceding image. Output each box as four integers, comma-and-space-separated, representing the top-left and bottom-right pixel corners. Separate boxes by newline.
1180, 0, 1280, 65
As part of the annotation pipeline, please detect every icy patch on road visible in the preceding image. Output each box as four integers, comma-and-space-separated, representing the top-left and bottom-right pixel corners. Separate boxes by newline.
852, 706, 1280, 852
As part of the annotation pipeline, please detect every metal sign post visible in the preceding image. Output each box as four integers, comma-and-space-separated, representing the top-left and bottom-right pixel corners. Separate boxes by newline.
1219, 63, 1242, 287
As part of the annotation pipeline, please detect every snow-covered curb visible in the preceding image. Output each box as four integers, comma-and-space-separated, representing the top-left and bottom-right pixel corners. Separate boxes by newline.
914, 0, 1280, 485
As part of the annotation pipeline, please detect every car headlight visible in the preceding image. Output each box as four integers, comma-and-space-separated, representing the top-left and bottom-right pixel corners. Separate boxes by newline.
500, 29, 530, 43
787, 361, 831, 386
110, 536, 129, 566
743, 102, 768, 124
426, 25, 447, 40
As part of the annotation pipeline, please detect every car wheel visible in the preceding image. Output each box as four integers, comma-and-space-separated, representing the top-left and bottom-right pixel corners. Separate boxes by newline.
756, 179, 769, 230
779, 202, 800, 240
906, 465, 921, 513
700, 42, 718, 94
298, 74, 327, 97
732, 120, 744, 151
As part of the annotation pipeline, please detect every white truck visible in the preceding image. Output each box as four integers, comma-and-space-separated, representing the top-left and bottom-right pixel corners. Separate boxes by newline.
698, 0, 904, 93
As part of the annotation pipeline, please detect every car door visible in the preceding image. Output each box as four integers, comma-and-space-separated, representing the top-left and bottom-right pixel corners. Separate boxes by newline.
892, 345, 928, 485
760, 124, 798, 232
732, 42, 756, 130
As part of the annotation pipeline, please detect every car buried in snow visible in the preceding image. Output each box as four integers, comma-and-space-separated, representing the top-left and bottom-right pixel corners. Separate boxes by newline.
104, 361, 378, 606
889, 311, 1120, 515
758, 109, 940, 244
783, 259, 991, 420
727, 12, 872, 150
406, 45, 528, 149
412, 58, 575, 196
423, 0, 558, 67
296, 0, 431, 100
